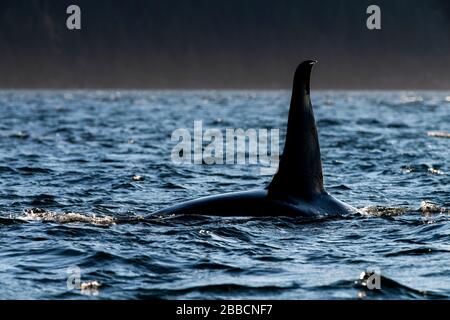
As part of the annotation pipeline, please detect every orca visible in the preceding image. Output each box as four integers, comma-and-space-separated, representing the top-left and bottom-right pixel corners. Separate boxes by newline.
152, 60, 359, 217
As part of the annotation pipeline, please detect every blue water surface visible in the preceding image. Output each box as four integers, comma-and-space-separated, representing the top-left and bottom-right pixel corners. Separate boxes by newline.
0, 90, 449, 299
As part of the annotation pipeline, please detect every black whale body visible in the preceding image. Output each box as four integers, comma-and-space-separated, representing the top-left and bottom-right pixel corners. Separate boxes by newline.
153, 60, 358, 217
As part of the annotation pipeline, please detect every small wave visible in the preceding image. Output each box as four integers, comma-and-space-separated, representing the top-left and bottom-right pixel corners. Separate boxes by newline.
21, 208, 116, 225
398, 95, 424, 105
420, 201, 448, 215
9, 131, 30, 139
317, 119, 341, 126
80, 280, 101, 296
138, 282, 299, 299
401, 164, 443, 175
17, 167, 54, 175
356, 271, 447, 299
384, 247, 449, 257
360, 206, 409, 217
360, 202, 448, 217
427, 131, 450, 138
0, 166, 16, 173
132, 175, 144, 181
356, 118, 383, 126
329, 184, 352, 190
317, 272, 447, 299
386, 122, 409, 129
0, 216, 28, 226
30, 194, 60, 206
192, 261, 244, 273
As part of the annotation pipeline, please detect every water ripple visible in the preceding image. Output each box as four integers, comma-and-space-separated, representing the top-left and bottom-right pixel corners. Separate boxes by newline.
0, 90, 449, 299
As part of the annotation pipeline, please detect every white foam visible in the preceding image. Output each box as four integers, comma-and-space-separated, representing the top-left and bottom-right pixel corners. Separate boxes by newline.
22, 208, 116, 225
359, 206, 408, 217
420, 201, 446, 215
427, 131, 450, 138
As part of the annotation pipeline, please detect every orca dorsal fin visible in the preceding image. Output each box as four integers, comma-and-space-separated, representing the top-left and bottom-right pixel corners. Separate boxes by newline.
267, 60, 325, 199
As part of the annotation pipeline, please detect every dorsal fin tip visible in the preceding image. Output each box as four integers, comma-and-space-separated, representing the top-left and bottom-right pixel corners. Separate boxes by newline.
293, 60, 317, 95
267, 59, 325, 199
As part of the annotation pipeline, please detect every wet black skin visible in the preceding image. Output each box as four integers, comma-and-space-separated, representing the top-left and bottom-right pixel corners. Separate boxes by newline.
153, 60, 359, 217
153, 189, 357, 217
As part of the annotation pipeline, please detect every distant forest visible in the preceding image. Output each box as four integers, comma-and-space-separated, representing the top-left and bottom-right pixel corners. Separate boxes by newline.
0, 0, 449, 89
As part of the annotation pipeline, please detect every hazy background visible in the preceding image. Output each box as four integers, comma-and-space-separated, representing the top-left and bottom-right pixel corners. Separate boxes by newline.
0, 0, 449, 89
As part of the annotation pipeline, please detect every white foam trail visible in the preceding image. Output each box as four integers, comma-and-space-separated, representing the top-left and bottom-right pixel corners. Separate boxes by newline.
22, 208, 116, 225
420, 201, 447, 215
359, 206, 408, 217
427, 131, 450, 138
80, 280, 101, 296
360, 202, 448, 217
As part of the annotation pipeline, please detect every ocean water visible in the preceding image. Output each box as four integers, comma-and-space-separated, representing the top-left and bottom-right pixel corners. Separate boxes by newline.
0, 90, 449, 299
